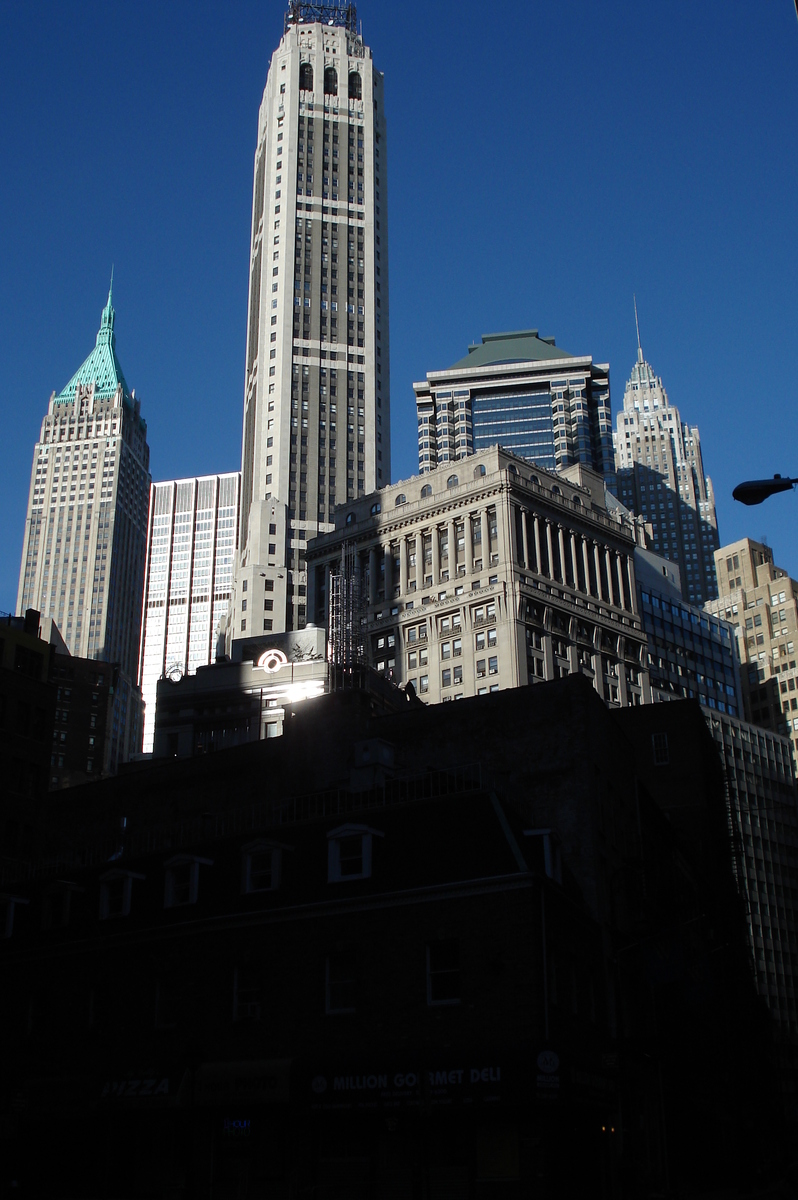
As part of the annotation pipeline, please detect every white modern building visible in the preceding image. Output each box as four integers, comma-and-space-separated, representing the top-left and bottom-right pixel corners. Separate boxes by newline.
231, 0, 390, 646
138, 474, 239, 753
16, 282, 151, 683
613, 326, 719, 604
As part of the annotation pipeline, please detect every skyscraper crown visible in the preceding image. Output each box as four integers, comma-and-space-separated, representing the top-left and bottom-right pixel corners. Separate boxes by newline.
55, 273, 131, 404
284, 1, 357, 33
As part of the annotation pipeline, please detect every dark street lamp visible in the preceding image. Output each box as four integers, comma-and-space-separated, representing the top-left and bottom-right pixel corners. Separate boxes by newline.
732, 475, 798, 506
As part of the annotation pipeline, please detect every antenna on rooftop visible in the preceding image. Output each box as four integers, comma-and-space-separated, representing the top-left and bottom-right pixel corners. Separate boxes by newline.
634, 294, 643, 363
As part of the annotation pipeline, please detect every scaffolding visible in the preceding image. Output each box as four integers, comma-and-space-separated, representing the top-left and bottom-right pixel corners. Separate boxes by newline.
327, 540, 364, 670
284, 1, 357, 34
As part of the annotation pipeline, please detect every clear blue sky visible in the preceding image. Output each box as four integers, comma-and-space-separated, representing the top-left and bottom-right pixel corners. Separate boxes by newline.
2, 0, 797, 614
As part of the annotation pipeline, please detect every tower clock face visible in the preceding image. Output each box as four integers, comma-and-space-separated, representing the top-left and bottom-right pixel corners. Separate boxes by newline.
166, 664, 184, 683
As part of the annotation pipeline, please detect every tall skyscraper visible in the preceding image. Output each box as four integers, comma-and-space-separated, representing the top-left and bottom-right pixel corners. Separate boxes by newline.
413, 330, 615, 487
231, 0, 390, 645
16, 282, 151, 682
138, 473, 239, 753
613, 320, 719, 604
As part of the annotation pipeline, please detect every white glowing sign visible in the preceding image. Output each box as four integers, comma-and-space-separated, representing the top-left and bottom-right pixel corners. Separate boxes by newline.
256, 649, 289, 673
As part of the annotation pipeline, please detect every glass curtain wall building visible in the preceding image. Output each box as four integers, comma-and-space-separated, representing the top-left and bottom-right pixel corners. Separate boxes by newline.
16, 283, 150, 683
138, 474, 239, 753
230, 1, 389, 647
413, 330, 615, 488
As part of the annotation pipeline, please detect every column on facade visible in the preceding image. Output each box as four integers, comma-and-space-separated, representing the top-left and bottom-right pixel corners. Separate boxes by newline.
582, 537, 592, 597
558, 526, 567, 586
399, 534, 408, 596
533, 515, 543, 578
624, 555, 635, 610
593, 542, 604, 601
381, 542, 391, 600
520, 509, 530, 570
615, 554, 626, 610
605, 549, 616, 607
570, 532, 580, 593
545, 521, 555, 582
444, 513, 458, 578
368, 547, 378, 605
431, 525, 440, 584
480, 508, 490, 568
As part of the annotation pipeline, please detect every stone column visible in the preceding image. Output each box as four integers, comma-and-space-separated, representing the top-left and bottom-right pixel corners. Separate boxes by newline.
481, 508, 490, 568
558, 526, 567, 585
384, 543, 393, 600
582, 537, 592, 596
447, 518, 456, 578
615, 554, 626, 610
432, 525, 440, 584
546, 521, 555, 581
521, 509, 530, 569
399, 535, 408, 596
593, 542, 604, 601
570, 532, 580, 591
368, 546, 378, 605
624, 555, 635, 610
605, 549, 615, 606
534, 516, 543, 577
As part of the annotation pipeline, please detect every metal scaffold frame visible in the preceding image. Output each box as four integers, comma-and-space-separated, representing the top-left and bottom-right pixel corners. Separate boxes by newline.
327, 540, 364, 669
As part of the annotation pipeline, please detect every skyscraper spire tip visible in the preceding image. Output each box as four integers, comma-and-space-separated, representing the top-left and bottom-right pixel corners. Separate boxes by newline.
634, 294, 643, 362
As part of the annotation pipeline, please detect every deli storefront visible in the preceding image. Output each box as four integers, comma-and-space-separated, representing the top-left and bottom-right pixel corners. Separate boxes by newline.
6, 1050, 619, 1197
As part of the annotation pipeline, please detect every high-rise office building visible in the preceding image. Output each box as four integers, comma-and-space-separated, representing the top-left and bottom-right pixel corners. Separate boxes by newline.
706, 537, 798, 765
413, 330, 615, 486
613, 328, 719, 604
138, 474, 239, 753
231, 0, 389, 645
16, 283, 151, 683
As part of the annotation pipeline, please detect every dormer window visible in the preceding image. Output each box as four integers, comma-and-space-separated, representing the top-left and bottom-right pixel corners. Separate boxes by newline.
164, 855, 212, 908
99, 869, 145, 920
327, 824, 383, 882
241, 841, 284, 894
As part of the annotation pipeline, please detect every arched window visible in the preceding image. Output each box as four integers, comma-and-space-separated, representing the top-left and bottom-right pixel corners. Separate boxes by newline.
395, 493, 407, 506
447, 475, 459, 488
474, 464, 486, 478
551, 486, 561, 497
370, 502, 381, 516
345, 512, 356, 526
348, 71, 362, 100
508, 464, 518, 476
299, 63, 313, 92
572, 495, 582, 506
324, 67, 338, 96
421, 484, 432, 499
529, 475, 539, 486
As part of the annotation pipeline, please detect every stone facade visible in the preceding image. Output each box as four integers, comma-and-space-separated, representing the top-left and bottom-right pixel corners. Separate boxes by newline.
233, 3, 389, 642
307, 447, 650, 709
613, 345, 719, 604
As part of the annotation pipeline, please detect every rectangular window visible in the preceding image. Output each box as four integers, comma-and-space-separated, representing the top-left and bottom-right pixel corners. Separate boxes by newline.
652, 732, 669, 766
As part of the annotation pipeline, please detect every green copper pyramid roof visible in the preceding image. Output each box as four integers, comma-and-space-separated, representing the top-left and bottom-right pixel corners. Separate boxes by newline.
55, 277, 131, 404
449, 330, 574, 370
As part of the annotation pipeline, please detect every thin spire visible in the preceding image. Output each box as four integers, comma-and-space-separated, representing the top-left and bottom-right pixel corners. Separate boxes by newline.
108, 264, 114, 308
634, 294, 643, 362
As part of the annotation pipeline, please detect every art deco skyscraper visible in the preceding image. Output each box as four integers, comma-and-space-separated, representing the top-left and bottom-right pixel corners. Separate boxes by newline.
613, 322, 719, 604
230, 0, 390, 644
16, 283, 151, 682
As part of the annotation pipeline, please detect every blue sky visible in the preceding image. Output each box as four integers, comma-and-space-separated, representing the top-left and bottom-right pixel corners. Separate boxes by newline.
2, 0, 797, 613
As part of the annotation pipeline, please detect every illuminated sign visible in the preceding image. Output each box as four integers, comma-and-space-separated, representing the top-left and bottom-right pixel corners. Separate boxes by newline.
256, 649, 289, 673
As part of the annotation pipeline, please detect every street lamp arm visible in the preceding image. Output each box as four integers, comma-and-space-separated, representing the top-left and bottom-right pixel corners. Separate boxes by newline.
732, 475, 798, 506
